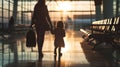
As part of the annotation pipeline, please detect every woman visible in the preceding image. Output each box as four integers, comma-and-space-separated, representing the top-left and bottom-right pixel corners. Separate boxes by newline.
31, 0, 53, 60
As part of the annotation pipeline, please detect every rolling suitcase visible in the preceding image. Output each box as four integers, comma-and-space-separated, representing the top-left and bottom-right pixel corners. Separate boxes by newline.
26, 29, 36, 47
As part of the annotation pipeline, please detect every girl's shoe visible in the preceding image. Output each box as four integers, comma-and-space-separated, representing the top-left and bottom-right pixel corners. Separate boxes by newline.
59, 53, 62, 56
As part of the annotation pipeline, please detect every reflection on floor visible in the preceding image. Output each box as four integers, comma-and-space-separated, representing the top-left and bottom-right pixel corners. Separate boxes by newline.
0, 30, 118, 67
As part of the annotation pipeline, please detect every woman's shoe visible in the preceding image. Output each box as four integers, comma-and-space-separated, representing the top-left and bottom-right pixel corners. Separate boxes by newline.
54, 52, 57, 55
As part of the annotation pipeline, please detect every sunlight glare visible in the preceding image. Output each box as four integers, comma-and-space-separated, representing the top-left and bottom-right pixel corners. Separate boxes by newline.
58, 2, 72, 11
61, 38, 70, 52
62, 45, 69, 52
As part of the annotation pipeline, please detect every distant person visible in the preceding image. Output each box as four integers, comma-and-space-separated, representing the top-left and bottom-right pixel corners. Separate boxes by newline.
8, 16, 14, 33
30, 0, 53, 60
53, 21, 65, 56
67, 16, 73, 31
0, 16, 14, 39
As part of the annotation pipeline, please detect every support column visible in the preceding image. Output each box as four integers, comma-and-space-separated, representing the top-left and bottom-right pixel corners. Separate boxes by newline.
13, 0, 18, 25
116, 0, 119, 16
12, 0, 18, 63
103, 0, 113, 19
2, 0, 4, 30
94, 0, 102, 21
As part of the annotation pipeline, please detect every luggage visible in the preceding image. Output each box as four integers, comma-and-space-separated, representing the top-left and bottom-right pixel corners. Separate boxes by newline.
26, 29, 36, 47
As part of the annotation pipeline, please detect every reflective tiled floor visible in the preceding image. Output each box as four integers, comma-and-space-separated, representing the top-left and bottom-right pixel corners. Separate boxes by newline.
0, 30, 118, 67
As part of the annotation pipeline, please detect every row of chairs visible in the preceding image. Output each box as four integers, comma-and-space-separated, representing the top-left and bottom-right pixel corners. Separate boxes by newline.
80, 16, 120, 50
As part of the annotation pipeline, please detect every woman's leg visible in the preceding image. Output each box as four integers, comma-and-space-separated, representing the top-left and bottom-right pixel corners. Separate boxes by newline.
36, 29, 45, 58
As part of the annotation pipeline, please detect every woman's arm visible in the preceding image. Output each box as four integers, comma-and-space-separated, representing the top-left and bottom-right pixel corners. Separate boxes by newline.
46, 6, 52, 28
46, 6, 53, 33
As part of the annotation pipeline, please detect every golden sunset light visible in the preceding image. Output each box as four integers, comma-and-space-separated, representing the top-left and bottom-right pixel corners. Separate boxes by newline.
57, 2, 72, 11
1, 0, 118, 67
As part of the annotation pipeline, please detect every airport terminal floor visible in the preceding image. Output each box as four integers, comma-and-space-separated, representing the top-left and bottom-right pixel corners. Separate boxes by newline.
0, 30, 118, 67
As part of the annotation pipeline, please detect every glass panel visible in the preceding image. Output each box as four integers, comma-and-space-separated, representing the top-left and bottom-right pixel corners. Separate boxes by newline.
3, 10, 9, 18
0, 0, 2, 6
4, 1, 9, 9
10, 2, 13, 11
0, 9, 2, 17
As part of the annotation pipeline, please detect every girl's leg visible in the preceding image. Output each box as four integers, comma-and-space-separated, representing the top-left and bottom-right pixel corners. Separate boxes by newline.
58, 47, 62, 56
54, 47, 57, 55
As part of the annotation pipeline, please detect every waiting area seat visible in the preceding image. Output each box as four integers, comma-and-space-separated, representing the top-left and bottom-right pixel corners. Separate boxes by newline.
80, 16, 120, 49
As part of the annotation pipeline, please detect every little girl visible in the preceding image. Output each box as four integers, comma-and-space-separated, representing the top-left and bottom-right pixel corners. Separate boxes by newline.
53, 21, 65, 56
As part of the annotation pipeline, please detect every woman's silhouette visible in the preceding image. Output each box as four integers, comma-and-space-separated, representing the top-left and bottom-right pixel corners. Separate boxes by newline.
31, 0, 53, 60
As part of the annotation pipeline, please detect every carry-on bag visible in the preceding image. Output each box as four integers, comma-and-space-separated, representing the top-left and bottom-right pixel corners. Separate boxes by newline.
26, 29, 36, 47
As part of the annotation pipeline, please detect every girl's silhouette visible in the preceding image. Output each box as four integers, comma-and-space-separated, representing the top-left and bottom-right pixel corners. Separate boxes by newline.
53, 21, 65, 56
